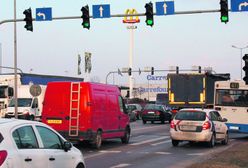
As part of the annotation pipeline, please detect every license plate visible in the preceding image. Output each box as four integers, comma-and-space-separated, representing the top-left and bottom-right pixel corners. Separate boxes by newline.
229, 126, 239, 130
47, 120, 62, 124
148, 111, 154, 114
180, 125, 196, 131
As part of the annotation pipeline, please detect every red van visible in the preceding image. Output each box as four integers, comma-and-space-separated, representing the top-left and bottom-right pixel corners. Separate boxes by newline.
42, 82, 130, 149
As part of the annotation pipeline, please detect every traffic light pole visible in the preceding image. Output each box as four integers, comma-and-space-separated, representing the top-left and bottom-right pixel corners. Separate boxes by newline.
0, 9, 223, 26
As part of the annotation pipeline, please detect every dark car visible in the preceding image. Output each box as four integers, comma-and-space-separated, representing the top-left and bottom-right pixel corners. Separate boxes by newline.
126, 104, 143, 120
142, 104, 172, 124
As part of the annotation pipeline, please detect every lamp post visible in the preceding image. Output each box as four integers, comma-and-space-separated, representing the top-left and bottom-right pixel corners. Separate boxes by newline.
232, 45, 248, 79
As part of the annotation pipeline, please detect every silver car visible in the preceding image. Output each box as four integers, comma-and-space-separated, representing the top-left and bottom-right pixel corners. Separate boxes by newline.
170, 108, 228, 147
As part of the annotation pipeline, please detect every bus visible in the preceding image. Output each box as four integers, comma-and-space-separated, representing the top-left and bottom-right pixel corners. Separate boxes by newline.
214, 80, 248, 134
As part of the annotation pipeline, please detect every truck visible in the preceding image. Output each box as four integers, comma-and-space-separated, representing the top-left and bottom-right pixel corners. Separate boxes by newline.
167, 72, 230, 113
5, 84, 46, 120
42, 82, 130, 149
0, 73, 83, 118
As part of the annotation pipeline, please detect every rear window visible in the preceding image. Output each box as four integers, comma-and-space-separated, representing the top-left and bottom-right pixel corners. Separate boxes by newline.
175, 111, 206, 121
0, 133, 3, 143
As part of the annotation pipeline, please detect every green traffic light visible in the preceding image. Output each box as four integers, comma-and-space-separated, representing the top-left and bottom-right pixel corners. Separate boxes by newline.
146, 19, 153, 25
83, 23, 89, 28
221, 16, 228, 22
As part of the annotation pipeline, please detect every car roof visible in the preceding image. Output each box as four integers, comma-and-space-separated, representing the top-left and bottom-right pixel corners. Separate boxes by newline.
0, 118, 47, 130
179, 108, 216, 114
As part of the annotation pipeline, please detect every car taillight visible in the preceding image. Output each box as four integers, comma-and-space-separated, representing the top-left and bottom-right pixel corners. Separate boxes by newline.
202, 121, 211, 130
0, 150, 7, 166
155, 111, 160, 115
170, 121, 175, 129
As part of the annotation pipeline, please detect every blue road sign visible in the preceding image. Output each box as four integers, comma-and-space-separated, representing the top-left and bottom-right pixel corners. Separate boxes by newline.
231, 0, 248, 12
156, 1, 175, 15
92, 4, 111, 19
36, 8, 52, 21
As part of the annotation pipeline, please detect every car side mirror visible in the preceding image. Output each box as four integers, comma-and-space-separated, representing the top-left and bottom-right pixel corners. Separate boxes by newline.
222, 118, 228, 122
63, 141, 72, 152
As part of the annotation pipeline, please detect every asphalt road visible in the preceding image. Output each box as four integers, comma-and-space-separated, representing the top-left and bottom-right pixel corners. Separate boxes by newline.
76, 120, 243, 168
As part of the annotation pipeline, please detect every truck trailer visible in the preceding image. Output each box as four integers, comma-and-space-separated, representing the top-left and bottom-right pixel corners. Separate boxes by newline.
0, 73, 83, 118
167, 72, 230, 112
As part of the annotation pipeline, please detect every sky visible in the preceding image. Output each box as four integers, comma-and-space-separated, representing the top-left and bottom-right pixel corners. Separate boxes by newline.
0, 0, 247, 84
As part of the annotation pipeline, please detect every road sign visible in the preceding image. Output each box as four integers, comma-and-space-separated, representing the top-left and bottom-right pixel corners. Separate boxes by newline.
36, 8, 52, 21
231, 0, 248, 12
156, 1, 175, 15
92, 4, 111, 19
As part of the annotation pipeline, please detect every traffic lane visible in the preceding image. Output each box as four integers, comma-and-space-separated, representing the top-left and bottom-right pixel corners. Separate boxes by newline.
84, 136, 235, 168
82, 122, 235, 168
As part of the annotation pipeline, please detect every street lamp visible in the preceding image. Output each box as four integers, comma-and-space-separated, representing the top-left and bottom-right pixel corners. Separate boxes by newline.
232, 45, 248, 79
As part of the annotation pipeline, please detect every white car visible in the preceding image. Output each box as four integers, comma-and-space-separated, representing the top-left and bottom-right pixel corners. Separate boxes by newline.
170, 108, 228, 147
0, 118, 86, 168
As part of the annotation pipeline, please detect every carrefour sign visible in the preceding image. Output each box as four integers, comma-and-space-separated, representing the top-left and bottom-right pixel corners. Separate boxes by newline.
138, 87, 167, 93
147, 75, 166, 81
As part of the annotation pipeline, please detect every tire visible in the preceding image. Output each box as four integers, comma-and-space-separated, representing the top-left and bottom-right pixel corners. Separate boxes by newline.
221, 132, 229, 145
93, 131, 102, 149
121, 127, 130, 144
143, 120, 147, 124
151, 121, 154, 124
207, 133, 215, 148
29, 115, 35, 121
172, 140, 179, 147
76, 163, 85, 168
161, 120, 165, 124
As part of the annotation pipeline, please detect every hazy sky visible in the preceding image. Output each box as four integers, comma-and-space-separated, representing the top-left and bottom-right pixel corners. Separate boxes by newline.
0, 0, 247, 84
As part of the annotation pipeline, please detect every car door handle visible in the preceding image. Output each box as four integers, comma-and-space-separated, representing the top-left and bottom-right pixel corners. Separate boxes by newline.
49, 157, 55, 161
25, 158, 32, 162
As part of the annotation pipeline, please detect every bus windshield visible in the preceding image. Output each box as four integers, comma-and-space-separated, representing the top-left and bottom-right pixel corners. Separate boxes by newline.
215, 89, 248, 107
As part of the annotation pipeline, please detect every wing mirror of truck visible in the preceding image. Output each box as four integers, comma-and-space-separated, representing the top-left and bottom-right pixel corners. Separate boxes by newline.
222, 118, 228, 122
8, 87, 14, 97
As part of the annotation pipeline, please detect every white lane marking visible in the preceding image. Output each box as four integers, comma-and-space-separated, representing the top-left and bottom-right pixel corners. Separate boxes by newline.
187, 153, 204, 156
110, 163, 131, 168
132, 125, 166, 131
155, 152, 172, 155
151, 139, 171, 146
130, 136, 168, 146
99, 150, 121, 153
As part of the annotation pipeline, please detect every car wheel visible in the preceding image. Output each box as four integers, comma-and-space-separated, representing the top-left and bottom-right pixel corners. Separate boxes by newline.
161, 120, 165, 124
151, 121, 154, 124
207, 133, 215, 148
29, 115, 35, 121
143, 120, 147, 124
221, 132, 229, 145
93, 130, 102, 149
172, 140, 179, 147
121, 127, 130, 144
76, 163, 85, 168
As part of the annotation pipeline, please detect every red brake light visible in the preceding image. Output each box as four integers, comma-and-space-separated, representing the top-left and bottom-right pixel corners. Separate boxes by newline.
0, 150, 7, 166
202, 121, 211, 130
170, 121, 175, 129
155, 111, 160, 115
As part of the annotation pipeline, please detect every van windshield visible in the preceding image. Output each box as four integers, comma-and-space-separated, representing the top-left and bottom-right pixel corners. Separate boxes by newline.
175, 111, 206, 121
8, 98, 32, 107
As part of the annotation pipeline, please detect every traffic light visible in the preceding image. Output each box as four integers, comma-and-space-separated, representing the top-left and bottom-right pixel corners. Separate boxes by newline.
128, 68, 132, 76
151, 67, 154, 75
145, 2, 154, 27
243, 54, 248, 84
220, 0, 229, 23
81, 5, 90, 29
176, 66, 179, 74
23, 8, 33, 31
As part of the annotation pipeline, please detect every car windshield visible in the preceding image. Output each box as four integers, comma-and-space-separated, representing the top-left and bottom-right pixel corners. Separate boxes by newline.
127, 105, 137, 111
175, 111, 206, 121
144, 104, 164, 111
8, 98, 32, 107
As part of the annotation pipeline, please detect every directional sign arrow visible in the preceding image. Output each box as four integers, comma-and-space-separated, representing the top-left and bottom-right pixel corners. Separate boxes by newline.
163, 3, 167, 14
99, 6, 104, 17
37, 12, 46, 20
239, 2, 248, 11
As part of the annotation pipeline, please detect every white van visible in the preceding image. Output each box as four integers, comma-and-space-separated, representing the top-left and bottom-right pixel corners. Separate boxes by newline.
5, 84, 46, 121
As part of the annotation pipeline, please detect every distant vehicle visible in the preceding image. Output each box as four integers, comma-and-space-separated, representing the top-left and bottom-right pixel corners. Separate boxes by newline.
155, 93, 168, 106
142, 104, 172, 124
126, 104, 143, 119
0, 73, 83, 118
42, 82, 130, 149
214, 80, 248, 134
167, 73, 230, 114
170, 108, 228, 147
0, 118, 85, 168
5, 84, 46, 121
